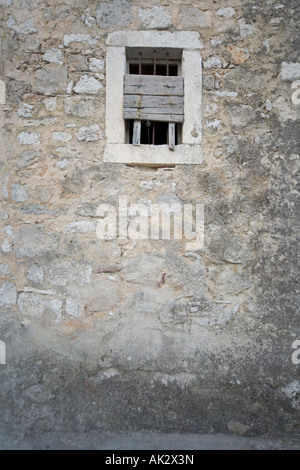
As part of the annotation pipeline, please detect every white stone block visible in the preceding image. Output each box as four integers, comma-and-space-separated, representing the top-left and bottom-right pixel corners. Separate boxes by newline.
75, 124, 102, 141
51, 132, 72, 142
0, 80, 5, 105
43, 48, 64, 66
138, 6, 172, 29
18, 131, 40, 145
63, 34, 94, 47
0, 282, 17, 308
280, 62, 300, 82
217, 7, 235, 18
43, 97, 57, 111
73, 75, 103, 94
89, 58, 105, 72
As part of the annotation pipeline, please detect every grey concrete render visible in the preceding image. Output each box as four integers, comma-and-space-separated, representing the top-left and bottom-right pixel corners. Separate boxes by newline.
1, 430, 300, 451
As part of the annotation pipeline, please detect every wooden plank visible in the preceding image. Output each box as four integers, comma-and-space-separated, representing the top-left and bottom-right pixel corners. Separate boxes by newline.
124, 95, 183, 110
168, 123, 175, 151
124, 108, 183, 121
123, 96, 183, 121
132, 120, 141, 145
123, 110, 184, 123
124, 74, 184, 96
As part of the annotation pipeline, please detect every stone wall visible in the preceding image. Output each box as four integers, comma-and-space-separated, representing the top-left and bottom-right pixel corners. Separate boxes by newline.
0, 0, 299, 438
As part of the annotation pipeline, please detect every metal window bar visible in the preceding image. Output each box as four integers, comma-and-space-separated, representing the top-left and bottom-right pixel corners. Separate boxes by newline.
132, 51, 143, 146
166, 52, 175, 150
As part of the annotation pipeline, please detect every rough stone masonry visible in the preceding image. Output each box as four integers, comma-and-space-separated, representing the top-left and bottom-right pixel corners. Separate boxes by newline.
0, 0, 299, 440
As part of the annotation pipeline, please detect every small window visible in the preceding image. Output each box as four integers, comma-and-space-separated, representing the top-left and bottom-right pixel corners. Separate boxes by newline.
104, 31, 203, 166
124, 49, 183, 150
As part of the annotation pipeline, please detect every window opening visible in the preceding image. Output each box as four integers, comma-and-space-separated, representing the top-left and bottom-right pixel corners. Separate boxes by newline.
124, 49, 183, 150
127, 120, 179, 146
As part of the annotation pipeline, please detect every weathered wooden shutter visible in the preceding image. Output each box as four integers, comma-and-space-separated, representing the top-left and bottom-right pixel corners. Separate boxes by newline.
123, 75, 184, 123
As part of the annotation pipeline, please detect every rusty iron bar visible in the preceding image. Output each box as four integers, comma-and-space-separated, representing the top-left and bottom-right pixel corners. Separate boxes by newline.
166, 52, 170, 147
139, 51, 142, 75
166, 52, 169, 77
153, 49, 157, 76
152, 50, 157, 145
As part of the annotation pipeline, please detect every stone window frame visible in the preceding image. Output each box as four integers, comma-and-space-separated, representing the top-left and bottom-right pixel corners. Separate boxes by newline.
104, 31, 203, 166
0, 37, 5, 105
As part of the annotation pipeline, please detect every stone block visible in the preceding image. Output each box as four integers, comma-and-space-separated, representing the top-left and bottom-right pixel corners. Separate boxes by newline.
16, 149, 39, 168
17, 293, 44, 317
203, 56, 222, 69
120, 254, 165, 287
33, 65, 68, 96
11, 182, 29, 202
17, 131, 40, 145
86, 279, 119, 312
6, 15, 37, 34
43, 48, 64, 66
75, 202, 98, 218
0, 0, 12, 6
0, 81, 5, 105
238, 18, 255, 39
68, 54, 88, 72
138, 6, 172, 29
227, 104, 256, 127
51, 132, 72, 143
6, 78, 32, 104
273, 96, 297, 123
61, 170, 85, 195
64, 96, 99, 117
83, 13, 96, 27
203, 75, 215, 90
227, 420, 250, 435
17, 103, 33, 118
0, 282, 17, 308
228, 45, 249, 65
75, 124, 102, 141
43, 97, 57, 111
96, 1, 133, 28
49, 261, 91, 287
23, 36, 41, 52
210, 36, 222, 47
280, 62, 300, 82
178, 6, 212, 28
45, 299, 63, 320
63, 34, 95, 47
66, 296, 83, 317
73, 75, 103, 94
89, 58, 104, 72
0, 264, 11, 278
93, 264, 121, 273
26, 265, 44, 285
1, 239, 11, 254
14, 226, 59, 258
217, 7, 235, 18
62, 221, 95, 234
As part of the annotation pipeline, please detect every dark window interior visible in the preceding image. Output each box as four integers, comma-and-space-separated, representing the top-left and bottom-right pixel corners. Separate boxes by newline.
128, 120, 179, 146
129, 63, 178, 76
